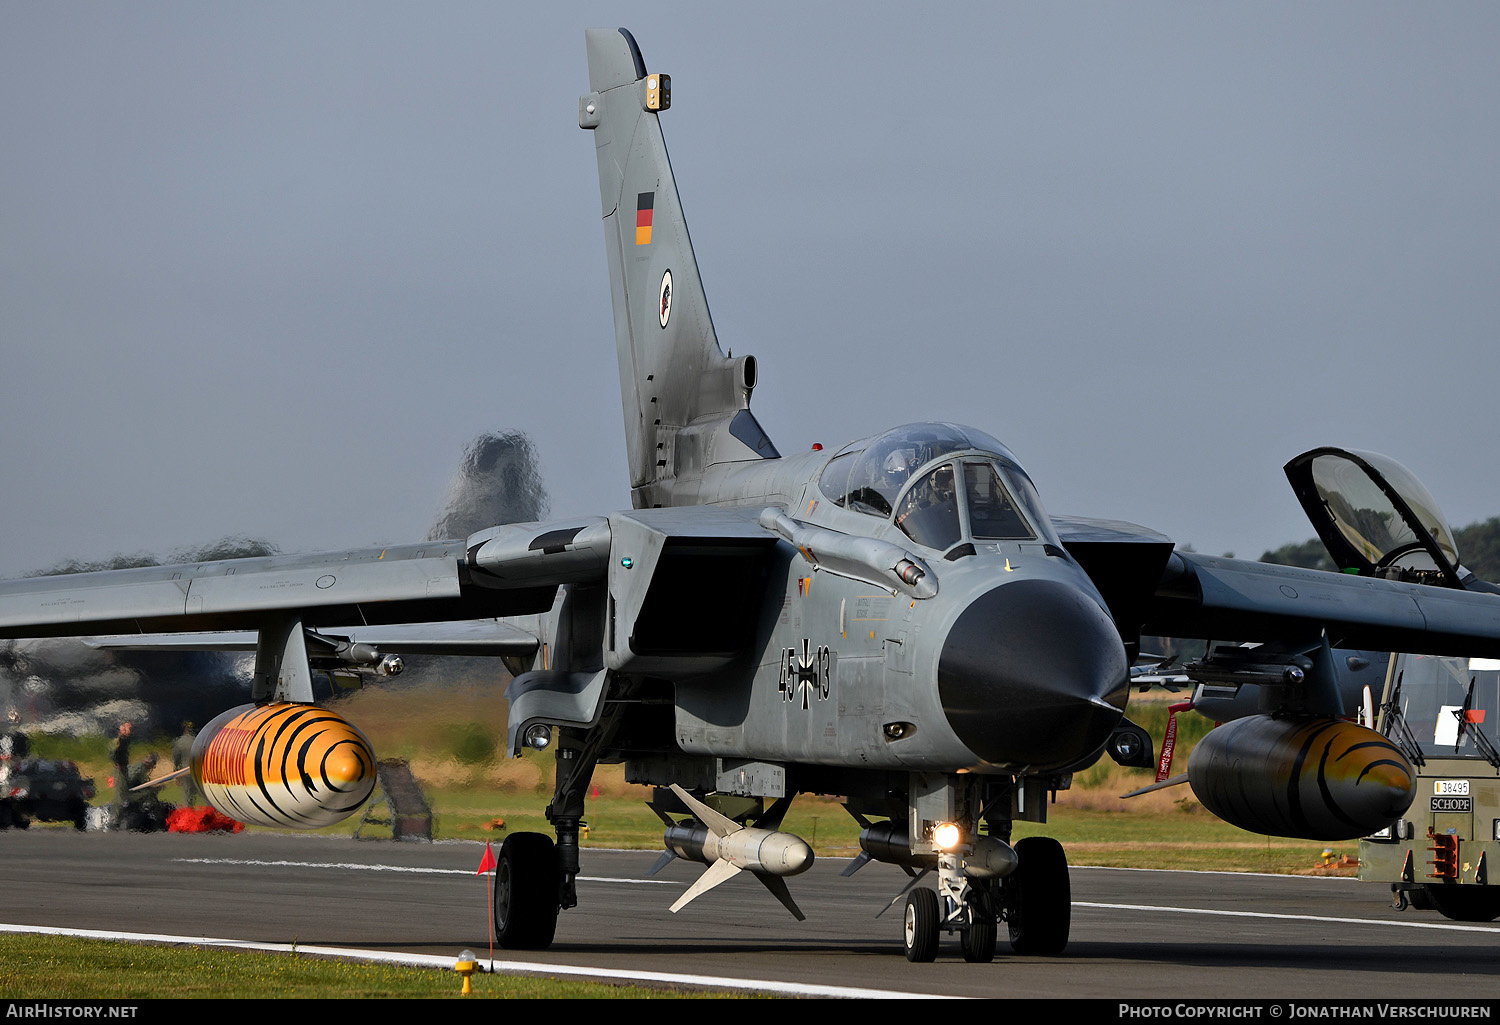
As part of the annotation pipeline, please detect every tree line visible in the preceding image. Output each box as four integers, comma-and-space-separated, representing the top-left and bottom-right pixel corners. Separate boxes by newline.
1259, 516, 1500, 582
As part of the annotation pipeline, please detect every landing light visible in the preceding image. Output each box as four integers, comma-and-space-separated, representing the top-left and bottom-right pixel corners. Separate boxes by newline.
1110, 731, 1141, 762
524, 724, 553, 751
932, 822, 962, 851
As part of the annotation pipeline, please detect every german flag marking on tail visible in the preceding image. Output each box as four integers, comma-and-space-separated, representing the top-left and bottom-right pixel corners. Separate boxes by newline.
635, 192, 655, 245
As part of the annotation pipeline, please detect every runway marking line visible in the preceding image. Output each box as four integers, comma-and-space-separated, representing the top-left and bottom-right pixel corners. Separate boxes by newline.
0, 923, 951, 1000
173, 857, 677, 885
1078, 901, 1500, 934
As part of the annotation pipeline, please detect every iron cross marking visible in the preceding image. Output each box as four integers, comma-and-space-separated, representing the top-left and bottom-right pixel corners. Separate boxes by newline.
779, 638, 831, 710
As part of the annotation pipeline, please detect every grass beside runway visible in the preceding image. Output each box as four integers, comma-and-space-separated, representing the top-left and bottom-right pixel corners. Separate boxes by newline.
0, 933, 763, 999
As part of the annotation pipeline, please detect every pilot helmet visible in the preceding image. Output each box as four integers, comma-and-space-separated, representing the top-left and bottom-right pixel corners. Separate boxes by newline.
931, 463, 955, 496
883, 448, 915, 482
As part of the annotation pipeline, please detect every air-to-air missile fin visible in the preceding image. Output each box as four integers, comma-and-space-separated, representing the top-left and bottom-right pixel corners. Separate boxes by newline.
1121, 772, 1189, 799
668, 858, 742, 914
668, 783, 740, 837
752, 794, 795, 831
129, 766, 191, 792
646, 849, 678, 876
840, 851, 872, 878
646, 793, 687, 873
661, 784, 812, 920
759, 874, 807, 923
875, 870, 933, 919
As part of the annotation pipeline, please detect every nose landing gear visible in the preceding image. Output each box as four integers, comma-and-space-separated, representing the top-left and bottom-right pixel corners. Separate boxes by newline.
899, 836, 1070, 962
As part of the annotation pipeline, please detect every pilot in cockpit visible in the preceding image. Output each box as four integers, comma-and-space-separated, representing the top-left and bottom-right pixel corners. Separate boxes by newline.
884, 448, 918, 490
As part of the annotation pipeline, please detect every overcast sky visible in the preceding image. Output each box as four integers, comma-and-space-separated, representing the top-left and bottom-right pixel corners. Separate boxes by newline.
3, 2, 1498, 579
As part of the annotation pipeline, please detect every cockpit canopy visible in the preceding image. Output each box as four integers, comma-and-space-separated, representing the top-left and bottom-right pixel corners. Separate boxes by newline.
1284, 447, 1462, 586
817, 423, 1055, 553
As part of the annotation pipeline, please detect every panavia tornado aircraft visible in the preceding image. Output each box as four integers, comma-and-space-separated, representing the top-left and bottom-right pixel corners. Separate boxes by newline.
5, 27, 1500, 962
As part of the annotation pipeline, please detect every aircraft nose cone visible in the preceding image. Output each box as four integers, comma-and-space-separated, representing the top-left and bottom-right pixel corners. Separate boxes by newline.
937, 579, 1128, 769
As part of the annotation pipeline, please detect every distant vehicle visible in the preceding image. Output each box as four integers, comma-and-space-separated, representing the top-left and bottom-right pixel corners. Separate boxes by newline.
0, 757, 95, 830
1362, 652, 1500, 922
115, 787, 171, 833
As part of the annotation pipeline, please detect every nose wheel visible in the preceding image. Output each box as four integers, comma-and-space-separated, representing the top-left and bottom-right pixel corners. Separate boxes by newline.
903, 888, 940, 962
961, 891, 998, 963
894, 837, 1069, 961
901, 855, 1001, 963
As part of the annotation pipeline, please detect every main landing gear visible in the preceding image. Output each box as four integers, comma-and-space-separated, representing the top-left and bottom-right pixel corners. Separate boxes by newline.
492, 723, 605, 950
493, 832, 560, 949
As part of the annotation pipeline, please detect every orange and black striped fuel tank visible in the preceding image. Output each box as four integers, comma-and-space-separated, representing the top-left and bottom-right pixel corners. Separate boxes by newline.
1187, 714, 1415, 840
191, 703, 377, 829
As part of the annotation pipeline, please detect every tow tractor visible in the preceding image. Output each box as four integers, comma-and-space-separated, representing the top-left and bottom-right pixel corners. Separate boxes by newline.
1363, 652, 1500, 922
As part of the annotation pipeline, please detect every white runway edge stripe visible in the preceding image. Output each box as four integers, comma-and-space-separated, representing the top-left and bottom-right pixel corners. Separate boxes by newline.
1078, 902, 1500, 934
0, 923, 952, 1000
173, 856, 679, 885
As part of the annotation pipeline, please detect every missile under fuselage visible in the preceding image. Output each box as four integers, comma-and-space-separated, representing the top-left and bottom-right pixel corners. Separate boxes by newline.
1188, 714, 1415, 840
192, 702, 377, 829
657, 783, 814, 920
663, 819, 813, 877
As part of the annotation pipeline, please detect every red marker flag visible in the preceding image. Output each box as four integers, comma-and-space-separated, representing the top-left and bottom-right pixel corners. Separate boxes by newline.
478, 840, 498, 967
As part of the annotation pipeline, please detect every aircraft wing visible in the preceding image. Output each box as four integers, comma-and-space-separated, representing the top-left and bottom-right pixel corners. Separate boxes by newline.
0, 540, 559, 640
1052, 515, 1173, 547
1052, 514, 1500, 660
82, 619, 540, 657
1144, 550, 1500, 659
0, 508, 778, 662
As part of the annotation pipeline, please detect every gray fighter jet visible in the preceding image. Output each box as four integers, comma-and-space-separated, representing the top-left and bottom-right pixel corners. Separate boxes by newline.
4, 28, 1500, 962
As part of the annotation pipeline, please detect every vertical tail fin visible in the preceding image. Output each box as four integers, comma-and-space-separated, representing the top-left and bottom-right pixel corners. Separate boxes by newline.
581, 28, 777, 508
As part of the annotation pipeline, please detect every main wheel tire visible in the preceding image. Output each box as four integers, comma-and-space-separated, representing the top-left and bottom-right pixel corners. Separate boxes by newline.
1006, 835, 1070, 955
903, 887, 940, 962
1424, 884, 1500, 922
494, 832, 561, 950
961, 907, 997, 963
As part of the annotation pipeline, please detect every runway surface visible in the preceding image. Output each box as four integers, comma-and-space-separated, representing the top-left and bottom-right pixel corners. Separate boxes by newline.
3, 828, 1499, 999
